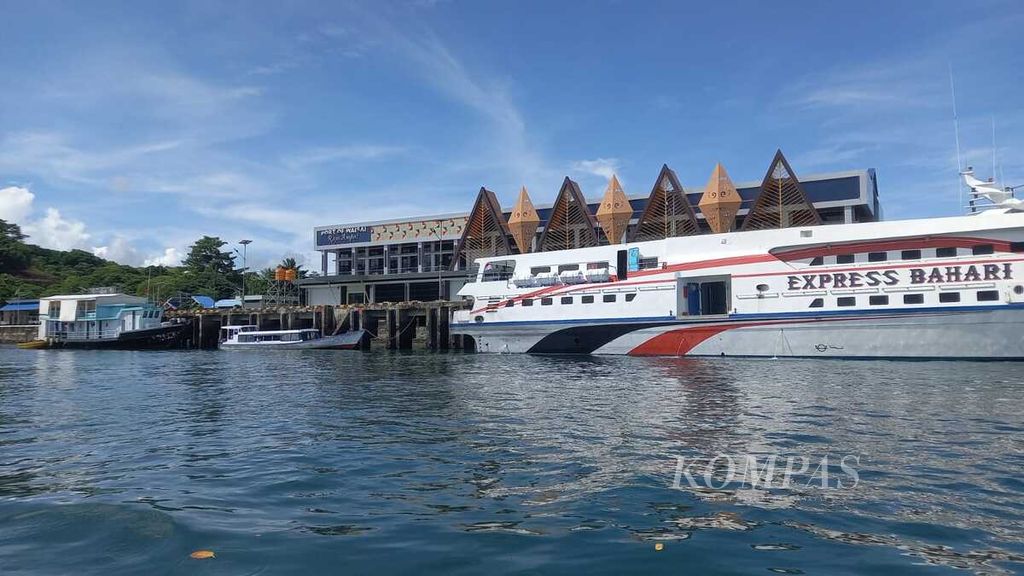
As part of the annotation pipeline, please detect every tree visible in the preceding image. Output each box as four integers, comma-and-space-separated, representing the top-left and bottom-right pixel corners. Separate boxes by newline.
183, 236, 240, 299
279, 257, 307, 279
0, 219, 31, 273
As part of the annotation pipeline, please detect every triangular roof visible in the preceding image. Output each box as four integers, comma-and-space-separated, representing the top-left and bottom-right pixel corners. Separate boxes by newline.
697, 163, 743, 234
507, 186, 540, 253
537, 177, 600, 252
452, 187, 514, 270
629, 164, 700, 242
595, 174, 633, 244
740, 150, 821, 231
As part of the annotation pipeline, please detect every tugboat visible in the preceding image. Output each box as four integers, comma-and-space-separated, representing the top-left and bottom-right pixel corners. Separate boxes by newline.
218, 325, 365, 350
37, 292, 187, 349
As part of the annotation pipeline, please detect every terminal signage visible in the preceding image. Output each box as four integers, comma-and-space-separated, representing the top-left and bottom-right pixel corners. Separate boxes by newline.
316, 226, 372, 247
785, 263, 1013, 291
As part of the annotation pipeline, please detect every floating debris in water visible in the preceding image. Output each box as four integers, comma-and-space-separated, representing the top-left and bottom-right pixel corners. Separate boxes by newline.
654, 543, 664, 551
189, 550, 215, 560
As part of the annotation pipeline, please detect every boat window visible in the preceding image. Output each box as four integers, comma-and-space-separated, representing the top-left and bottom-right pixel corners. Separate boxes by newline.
837, 296, 856, 307
936, 247, 957, 258
603, 294, 616, 303
639, 257, 659, 270
972, 244, 994, 256
977, 290, 1000, 302
808, 256, 823, 266
809, 298, 824, 308
939, 292, 960, 303
557, 264, 580, 273
521, 299, 534, 307
540, 298, 553, 306
904, 293, 924, 305
869, 295, 889, 306
625, 293, 637, 302
505, 300, 514, 307
868, 252, 887, 262
239, 334, 255, 343
901, 250, 921, 260
581, 295, 595, 304
482, 259, 516, 281
281, 333, 300, 342
586, 262, 609, 270
529, 266, 551, 275
560, 296, 573, 305
1011, 242, 1024, 253
836, 254, 855, 264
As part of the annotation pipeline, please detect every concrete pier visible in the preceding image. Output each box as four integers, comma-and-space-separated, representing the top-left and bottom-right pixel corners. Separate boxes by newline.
168, 301, 469, 350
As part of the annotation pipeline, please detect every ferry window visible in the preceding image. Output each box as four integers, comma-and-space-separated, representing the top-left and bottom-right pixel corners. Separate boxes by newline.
505, 300, 514, 307
808, 256, 823, 267
972, 244, 994, 256
936, 247, 957, 258
603, 294, 616, 303
581, 295, 595, 304
977, 290, 1000, 302
560, 296, 573, 305
1011, 242, 1024, 253
639, 257, 659, 270
869, 295, 889, 306
809, 298, 824, 308
868, 252, 887, 262
939, 292, 960, 303
837, 296, 856, 307
904, 294, 924, 305
586, 262, 609, 270
901, 250, 921, 260
482, 260, 516, 281
557, 264, 580, 273
836, 254, 855, 264
529, 266, 551, 275
521, 299, 534, 307
625, 293, 637, 302
540, 298, 553, 306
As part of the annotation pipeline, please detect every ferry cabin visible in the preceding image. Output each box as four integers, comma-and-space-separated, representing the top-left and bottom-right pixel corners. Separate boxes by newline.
219, 326, 325, 345
452, 209, 1024, 358
37, 293, 165, 344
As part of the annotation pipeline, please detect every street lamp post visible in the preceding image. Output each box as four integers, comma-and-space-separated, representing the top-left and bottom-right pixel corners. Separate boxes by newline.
239, 239, 252, 306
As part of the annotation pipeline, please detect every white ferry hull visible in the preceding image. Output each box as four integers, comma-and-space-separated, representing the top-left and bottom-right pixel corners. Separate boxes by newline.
460, 307, 1024, 359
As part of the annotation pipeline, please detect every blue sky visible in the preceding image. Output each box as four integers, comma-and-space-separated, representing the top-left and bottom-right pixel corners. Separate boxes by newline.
0, 0, 1021, 268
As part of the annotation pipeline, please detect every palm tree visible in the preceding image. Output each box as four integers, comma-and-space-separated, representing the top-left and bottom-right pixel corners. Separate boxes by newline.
279, 257, 307, 279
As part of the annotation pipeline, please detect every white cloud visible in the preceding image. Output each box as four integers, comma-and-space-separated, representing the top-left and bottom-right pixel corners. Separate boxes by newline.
0, 186, 35, 223
570, 158, 621, 180
23, 207, 91, 251
144, 247, 182, 267
282, 145, 406, 169
92, 236, 144, 266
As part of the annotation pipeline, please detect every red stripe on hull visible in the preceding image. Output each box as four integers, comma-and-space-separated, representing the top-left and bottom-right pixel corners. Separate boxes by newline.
627, 324, 744, 356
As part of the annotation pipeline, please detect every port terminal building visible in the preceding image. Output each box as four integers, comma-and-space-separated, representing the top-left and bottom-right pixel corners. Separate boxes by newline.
298, 155, 880, 306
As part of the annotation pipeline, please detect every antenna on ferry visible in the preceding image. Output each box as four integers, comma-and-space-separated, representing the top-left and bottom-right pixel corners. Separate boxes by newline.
949, 64, 968, 214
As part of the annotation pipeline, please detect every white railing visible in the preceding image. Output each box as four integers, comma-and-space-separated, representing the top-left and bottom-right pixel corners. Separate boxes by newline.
51, 329, 121, 341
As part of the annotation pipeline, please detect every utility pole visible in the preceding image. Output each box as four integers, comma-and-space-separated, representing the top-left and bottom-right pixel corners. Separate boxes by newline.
239, 239, 252, 305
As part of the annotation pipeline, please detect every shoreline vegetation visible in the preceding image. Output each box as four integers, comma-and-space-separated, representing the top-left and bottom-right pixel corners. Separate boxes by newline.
0, 218, 308, 303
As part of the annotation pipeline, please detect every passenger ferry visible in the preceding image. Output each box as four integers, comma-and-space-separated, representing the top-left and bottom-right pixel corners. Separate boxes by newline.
452, 178, 1024, 359
37, 292, 185, 349
218, 325, 365, 350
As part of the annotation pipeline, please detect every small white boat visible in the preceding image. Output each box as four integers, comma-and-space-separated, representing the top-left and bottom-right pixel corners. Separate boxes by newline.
218, 325, 365, 350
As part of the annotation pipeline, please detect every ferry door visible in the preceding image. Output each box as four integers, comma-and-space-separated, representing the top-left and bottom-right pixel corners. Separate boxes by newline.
685, 283, 700, 316
677, 275, 731, 317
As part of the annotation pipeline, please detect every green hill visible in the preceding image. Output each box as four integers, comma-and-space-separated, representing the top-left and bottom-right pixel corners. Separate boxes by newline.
0, 218, 252, 302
